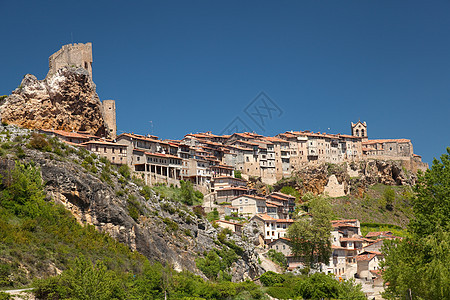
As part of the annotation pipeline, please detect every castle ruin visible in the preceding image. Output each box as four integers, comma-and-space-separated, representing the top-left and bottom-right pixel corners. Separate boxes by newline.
47, 42, 117, 139
47, 42, 93, 79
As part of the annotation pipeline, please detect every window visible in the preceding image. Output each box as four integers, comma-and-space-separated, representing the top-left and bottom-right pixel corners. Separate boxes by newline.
104, 147, 107, 153
267, 231, 270, 236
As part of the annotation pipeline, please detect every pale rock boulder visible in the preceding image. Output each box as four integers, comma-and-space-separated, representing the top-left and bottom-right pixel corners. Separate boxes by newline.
0, 67, 110, 137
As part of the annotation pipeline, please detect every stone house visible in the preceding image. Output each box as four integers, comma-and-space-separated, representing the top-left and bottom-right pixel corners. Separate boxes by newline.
215, 220, 243, 235
213, 176, 247, 191
231, 195, 267, 218
216, 187, 248, 203
267, 192, 296, 219
132, 149, 182, 185
356, 251, 384, 280
82, 140, 127, 165
249, 214, 294, 244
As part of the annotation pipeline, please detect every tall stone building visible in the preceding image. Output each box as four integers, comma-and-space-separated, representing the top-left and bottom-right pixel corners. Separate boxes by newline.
47, 42, 93, 79
102, 100, 117, 139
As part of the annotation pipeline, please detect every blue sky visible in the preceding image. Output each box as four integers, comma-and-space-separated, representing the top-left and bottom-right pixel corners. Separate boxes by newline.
1, 1, 449, 164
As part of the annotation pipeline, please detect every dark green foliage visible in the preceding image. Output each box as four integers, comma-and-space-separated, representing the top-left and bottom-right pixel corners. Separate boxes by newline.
34, 255, 126, 300
280, 185, 301, 201
163, 217, 179, 232
196, 250, 222, 280
295, 272, 340, 299
382, 148, 450, 299
180, 180, 203, 205
234, 170, 242, 179
0, 291, 11, 300
260, 271, 285, 286
118, 164, 131, 179
126, 195, 142, 222
139, 185, 152, 200
206, 208, 219, 222
287, 195, 333, 269
267, 249, 287, 268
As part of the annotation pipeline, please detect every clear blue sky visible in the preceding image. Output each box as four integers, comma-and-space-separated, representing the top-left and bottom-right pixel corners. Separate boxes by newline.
1, 1, 449, 164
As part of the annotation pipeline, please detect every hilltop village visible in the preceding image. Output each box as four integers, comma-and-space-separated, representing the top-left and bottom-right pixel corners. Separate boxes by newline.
0, 43, 429, 296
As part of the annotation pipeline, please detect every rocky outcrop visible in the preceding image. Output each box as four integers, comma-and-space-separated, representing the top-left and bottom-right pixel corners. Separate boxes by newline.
274, 161, 416, 198
0, 67, 110, 137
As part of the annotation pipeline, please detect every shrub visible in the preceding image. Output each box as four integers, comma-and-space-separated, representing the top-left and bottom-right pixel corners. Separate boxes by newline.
267, 249, 287, 268
234, 170, 242, 179
207, 208, 219, 222
260, 271, 285, 287
140, 185, 152, 200
163, 218, 179, 232
28, 133, 51, 151
118, 165, 131, 179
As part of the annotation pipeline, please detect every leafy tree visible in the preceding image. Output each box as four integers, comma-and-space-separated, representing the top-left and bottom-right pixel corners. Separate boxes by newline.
280, 186, 301, 201
383, 187, 395, 211
180, 180, 203, 205
287, 195, 332, 270
34, 255, 125, 300
234, 170, 242, 179
382, 148, 450, 299
294, 272, 340, 299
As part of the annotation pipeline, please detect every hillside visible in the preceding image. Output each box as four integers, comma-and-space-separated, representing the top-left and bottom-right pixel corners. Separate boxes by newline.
0, 125, 261, 289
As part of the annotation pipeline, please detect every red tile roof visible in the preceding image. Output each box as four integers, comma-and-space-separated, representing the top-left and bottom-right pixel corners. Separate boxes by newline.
363, 139, 411, 144
365, 231, 393, 238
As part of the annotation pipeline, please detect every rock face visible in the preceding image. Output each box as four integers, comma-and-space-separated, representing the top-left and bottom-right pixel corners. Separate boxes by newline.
0, 67, 110, 137
273, 161, 416, 197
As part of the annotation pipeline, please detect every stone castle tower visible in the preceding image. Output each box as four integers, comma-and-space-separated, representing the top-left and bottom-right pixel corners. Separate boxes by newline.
47, 42, 93, 78
47, 42, 117, 139
351, 121, 367, 140
102, 100, 117, 139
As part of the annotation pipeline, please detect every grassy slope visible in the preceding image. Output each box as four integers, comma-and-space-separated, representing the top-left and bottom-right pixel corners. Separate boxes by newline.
331, 183, 414, 229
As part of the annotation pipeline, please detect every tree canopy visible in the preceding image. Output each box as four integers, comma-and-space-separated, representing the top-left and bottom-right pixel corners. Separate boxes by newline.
382, 148, 450, 299
287, 194, 333, 270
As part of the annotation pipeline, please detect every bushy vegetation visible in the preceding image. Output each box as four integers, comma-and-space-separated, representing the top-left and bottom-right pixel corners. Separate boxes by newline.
151, 180, 203, 206
259, 272, 365, 300
267, 249, 287, 269
0, 161, 146, 288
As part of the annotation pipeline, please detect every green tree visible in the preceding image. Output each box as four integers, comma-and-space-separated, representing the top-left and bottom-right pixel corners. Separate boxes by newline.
234, 170, 242, 179
287, 195, 332, 270
382, 148, 450, 299
34, 255, 125, 300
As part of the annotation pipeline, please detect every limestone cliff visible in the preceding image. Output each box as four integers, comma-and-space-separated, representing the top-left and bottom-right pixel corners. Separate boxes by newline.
0, 67, 110, 137
272, 160, 418, 198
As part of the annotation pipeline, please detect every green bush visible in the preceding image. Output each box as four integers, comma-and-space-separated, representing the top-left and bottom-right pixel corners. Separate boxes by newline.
260, 271, 285, 287
118, 165, 131, 179
163, 218, 179, 232
267, 249, 287, 268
